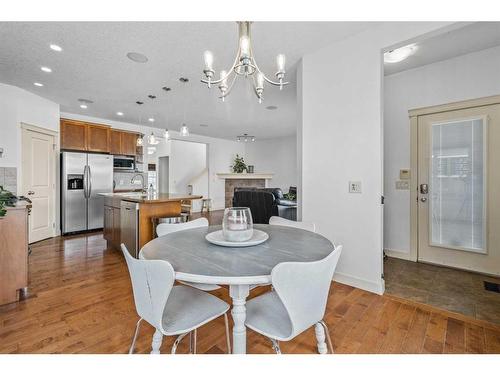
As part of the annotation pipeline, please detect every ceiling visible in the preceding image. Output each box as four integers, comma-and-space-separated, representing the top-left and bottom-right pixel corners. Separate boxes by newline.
0, 22, 378, 140
384, 22, 500, 76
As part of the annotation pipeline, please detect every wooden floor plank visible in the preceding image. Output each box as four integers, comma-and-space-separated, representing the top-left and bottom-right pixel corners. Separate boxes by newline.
1, 224, 500, 354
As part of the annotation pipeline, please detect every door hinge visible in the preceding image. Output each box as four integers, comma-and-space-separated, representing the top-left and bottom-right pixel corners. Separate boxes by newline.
381, 195, 385, 205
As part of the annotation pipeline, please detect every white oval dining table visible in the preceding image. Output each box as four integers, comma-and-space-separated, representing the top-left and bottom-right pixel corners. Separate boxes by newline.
139, 224, 336, 354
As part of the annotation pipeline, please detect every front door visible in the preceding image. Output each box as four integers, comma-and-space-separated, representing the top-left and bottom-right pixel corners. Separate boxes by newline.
22, 127, 56, 243
417, 103, 500, 275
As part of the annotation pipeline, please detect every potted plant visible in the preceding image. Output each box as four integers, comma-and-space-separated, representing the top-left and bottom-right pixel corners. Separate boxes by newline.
231, 154, 247, 174
0, 186, 17, 218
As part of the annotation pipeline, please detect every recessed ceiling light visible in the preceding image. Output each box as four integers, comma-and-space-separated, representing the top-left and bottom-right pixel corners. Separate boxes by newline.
148, 118, 155, 122
199, 124, 209, 127
126, 52, 148, 63
179, 77, 189, 83
80, 104, 88, 109
136, 101, 144, 105
50, 44, 62, 52
384, 44, 418, 64
162, 86, 171, 92
116, 112, 124, 116
33, 82, 43, 87
266, 105, 278, 110
148, 95, 156, 99
41, 66, 52, 73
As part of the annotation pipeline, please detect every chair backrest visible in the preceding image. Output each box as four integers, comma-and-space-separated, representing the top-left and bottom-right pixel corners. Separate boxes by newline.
271, 245, 342, 339
232, 189, 278, 224
156, 217, 209, 237
121, 244, 175, 330
269, 216, 316, 233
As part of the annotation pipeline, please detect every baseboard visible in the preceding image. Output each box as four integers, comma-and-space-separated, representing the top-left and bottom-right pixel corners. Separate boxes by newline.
384, 248, 415, 261
333, 272, 385, 295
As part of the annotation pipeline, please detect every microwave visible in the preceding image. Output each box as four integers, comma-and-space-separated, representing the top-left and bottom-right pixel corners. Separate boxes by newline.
113, 156, 136, 171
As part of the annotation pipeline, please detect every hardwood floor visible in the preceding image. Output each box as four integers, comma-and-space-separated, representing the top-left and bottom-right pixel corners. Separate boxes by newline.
1, 224, 500, 353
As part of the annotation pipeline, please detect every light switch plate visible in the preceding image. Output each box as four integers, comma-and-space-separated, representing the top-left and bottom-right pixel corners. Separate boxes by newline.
349, 181, 362, 193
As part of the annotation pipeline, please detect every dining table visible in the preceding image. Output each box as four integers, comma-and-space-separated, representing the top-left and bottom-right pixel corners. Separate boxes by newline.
139, 223, 336, 354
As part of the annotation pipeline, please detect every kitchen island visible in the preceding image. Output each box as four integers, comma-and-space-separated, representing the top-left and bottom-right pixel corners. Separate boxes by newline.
101, 192, 202, 256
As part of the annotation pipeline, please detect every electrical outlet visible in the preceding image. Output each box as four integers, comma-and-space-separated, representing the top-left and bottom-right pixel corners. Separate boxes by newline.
349, 181, 362, 193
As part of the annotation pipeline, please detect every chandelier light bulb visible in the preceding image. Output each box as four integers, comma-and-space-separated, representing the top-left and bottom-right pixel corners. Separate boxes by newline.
240, 36, 250, 58
180, 124, 189, 137
276, 54, 286, 72
204, 51, 214, 70
256, 72, 264, 89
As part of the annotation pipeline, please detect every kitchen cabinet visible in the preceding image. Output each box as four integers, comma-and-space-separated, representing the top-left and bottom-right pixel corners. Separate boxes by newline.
103, 196, 122, 250
110, 130, 122, 155
87, 124, 110, 152
0, 203, 30, 306
60, 119, 87, 151
120, 132, 137, 156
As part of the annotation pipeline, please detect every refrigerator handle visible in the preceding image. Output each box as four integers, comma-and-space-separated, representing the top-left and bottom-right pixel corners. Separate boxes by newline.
83, 165, 89, 198
88, 166, 92, 197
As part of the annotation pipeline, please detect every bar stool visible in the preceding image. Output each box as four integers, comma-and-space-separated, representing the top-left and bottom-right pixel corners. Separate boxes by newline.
200, 198, 212, 213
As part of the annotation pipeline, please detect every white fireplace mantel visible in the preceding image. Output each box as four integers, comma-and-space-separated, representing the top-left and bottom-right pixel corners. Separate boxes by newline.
216, 173, 274, 180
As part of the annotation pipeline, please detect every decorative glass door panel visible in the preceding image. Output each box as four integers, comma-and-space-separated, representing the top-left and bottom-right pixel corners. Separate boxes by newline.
430, 117, 486, 253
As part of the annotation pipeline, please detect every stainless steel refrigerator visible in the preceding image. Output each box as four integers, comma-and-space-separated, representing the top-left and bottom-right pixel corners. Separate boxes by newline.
61, 152, 113, 234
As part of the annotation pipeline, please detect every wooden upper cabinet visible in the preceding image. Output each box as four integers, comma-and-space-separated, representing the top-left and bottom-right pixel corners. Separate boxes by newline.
60, 119, 87, 151
60, 118, 138, 155
120, 132, 137, 156
109, 130, 122, 155
87, 124, 110, 153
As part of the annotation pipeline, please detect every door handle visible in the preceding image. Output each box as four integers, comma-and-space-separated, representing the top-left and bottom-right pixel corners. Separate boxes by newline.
420, 183, 429, 194
27, 190, 35, 195
88, 166, 92, 197
420, 197, 428, 202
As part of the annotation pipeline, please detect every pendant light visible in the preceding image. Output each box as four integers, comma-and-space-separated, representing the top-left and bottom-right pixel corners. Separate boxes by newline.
180, 124, 189, 137
179, 77, 190, 137
164, 129, 170, 141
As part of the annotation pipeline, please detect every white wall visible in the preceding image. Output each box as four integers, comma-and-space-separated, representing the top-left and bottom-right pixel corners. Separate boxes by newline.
298, 22, 453, 294
244, 135, 297, 192
60, 112, 245, 210
384, 44, 500, 257
0, 83, 60, 193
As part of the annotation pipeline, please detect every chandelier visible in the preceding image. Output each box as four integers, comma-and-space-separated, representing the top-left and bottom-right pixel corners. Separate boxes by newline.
201, 21, 288, 103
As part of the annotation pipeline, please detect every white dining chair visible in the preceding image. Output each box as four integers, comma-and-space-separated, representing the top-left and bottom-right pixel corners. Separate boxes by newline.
156, 217, 220, 292
121, 244, 231, 354
269, 216, 316, 233
244, 245, 342, 354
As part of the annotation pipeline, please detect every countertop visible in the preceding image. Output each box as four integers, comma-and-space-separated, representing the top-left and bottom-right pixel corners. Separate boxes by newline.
100, 192, 203, 204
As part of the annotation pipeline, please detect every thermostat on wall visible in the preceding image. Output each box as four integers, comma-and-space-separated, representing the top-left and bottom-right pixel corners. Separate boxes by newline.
399, 169, 410, 180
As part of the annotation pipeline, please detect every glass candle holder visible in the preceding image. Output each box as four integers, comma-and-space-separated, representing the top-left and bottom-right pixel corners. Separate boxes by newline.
222, 207, 253, 242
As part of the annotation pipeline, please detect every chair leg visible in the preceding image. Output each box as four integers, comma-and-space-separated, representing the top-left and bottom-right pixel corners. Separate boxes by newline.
193, 329, 197, 354
171, 332, 189, 354
224, 313, 231, 354
318, 320, 334, 354
270, 338, 281, 354
189, 331, 193, 354
151, 329, 163, 354
129, 318, 143, 354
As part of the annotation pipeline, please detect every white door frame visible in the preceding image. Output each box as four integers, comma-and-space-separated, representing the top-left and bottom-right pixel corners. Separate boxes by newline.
20, 122, 59, 240
409, 94, 500, 263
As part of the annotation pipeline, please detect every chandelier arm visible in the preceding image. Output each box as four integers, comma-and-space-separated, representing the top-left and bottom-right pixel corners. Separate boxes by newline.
202, 44, 242, 85
251, 58, 290, 86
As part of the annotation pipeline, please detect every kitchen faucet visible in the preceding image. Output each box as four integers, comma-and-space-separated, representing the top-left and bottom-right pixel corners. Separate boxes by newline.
130, 173, 147, 193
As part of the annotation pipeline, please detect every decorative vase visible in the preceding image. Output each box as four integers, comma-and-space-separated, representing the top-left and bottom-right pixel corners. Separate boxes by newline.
222, 207, 253, 242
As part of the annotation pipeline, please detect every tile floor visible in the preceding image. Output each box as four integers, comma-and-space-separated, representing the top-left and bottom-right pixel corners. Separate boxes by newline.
384, 257, 500, 326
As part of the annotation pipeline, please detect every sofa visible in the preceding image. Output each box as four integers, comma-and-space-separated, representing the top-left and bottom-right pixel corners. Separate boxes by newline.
232, 187, 297, 224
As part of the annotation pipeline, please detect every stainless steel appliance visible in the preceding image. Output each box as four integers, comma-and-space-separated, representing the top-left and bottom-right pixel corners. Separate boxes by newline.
61, 152, 113, 234
120, 200, 139, 257
113, 155, 135, 171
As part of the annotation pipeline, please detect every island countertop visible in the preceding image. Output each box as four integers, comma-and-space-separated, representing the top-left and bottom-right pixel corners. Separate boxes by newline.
100, 192, 203, 204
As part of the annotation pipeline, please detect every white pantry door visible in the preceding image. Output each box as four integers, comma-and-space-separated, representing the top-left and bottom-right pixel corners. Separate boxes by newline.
417, 104, 500, 275
22, 127, 56, 243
